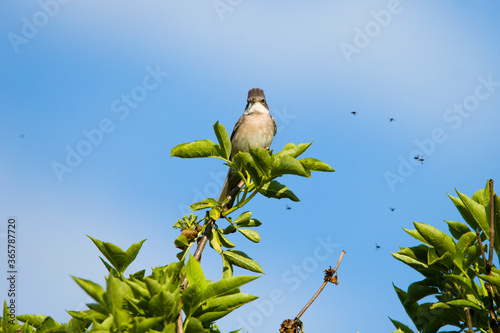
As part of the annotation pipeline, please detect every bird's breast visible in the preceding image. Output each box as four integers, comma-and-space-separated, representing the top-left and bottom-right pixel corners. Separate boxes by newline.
231, 113, 275, 155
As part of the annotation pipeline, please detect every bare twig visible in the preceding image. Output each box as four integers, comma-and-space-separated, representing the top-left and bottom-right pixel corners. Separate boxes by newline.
294, 251, 346, 321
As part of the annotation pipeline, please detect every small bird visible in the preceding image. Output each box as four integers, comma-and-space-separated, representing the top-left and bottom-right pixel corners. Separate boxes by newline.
218, 88, 277, 209
376, 243, 381, 250
390, 207, 395, 212
286, 205, 291, 210
389, 117, 394, 122
351, 111, 357, 116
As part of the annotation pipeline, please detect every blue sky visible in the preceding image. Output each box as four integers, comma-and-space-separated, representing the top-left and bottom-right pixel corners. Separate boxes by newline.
1, 0, 500, 332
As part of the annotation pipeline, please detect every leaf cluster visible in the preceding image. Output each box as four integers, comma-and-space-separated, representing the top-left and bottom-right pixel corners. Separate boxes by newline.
1, 239, 253, 333
391, 180, 500, 333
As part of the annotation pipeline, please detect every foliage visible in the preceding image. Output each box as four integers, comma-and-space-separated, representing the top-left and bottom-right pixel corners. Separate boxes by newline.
391, 180, 500, 333
2, 122, 334, 333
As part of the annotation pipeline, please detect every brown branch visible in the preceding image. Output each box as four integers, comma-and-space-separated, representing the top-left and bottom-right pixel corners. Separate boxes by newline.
177, 179, 245, 331
294, 250, 346, 321
465, 307, 474, 333
193, 179, 245, 261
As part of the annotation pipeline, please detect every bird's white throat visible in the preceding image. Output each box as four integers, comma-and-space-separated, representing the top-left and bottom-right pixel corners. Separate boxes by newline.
245, 102, 269, 115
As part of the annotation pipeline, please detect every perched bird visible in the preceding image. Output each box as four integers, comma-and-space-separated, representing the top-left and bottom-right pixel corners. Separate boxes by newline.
218, 88, 277, 209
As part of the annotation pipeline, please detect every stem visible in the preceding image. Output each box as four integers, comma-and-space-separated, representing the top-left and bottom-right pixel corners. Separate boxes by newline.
294, 251, 346, 321
465, 307, 474, 333
488, 179, 495, 273
176, 313, 183, 333
193, 179, 245, 261
177, 179, 246, 331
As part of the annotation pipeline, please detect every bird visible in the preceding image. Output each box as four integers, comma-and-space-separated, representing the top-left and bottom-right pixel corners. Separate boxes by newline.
351, 111, 357, 116
389, 117, 394, 122
218, 88, 277, 209
390, 207, 395, 211
376, 243, 381, 250
286, 205, 291, 210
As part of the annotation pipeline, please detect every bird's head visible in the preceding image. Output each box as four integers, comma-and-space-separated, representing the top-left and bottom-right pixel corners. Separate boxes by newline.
245, 88, 269, 114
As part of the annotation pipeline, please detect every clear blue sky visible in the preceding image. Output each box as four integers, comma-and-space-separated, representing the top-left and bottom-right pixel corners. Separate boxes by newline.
1, 1, 500, 332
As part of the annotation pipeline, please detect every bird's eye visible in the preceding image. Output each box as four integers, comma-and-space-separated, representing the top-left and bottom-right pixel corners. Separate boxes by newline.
260, 98, 265, 103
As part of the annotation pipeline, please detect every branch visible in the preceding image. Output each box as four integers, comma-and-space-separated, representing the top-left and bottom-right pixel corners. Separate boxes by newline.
176, 179, 245, 332
465, 307, 473, 333
193, 179, 245, 261
488, 179, 495, 273
294, 250, 346, 321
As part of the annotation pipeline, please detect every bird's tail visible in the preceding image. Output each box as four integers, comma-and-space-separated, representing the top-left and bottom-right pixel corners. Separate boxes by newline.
218, 170, 238, 209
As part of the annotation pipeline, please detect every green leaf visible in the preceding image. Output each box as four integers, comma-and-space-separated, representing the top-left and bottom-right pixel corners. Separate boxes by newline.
405, 280, 439, 306
223, 250, 264, 274
216, 229, 235, 248
259, 180, 300, 202
233, 152, 264, 185
87, 236, 130, 274
190, 198, 218, 211
299, 157, 335, 172
209, 207, 221, 220
203, 276, 259, 301
448, 193, 480, 231
105, 275, 134, 311
213, 121, 231, 160
170, 140, 220, 159
389, 318, 414, 333
403, 228, 429, 246
37, 317, 59, 333
445, 220, 471, 240
209, 230, 223, 254
72, 277, 106, 306
186, 254, 207, 291
222, 255, 234, 280
446, 299, 484, 310
237, 228, 261, 243
184, 318, 208, 333
16, 315, 47, 328
234, 211, 252, 225
249, 147, 272, 176
132, 317, 164, 333
125, 239, 146, 266
197, 293, 258, 324
414, 222, 456, 258
271, 155, 310, 178
472, 180, 491, 206
456, 190, 489, 237
149, 291, 177, 317
275, 142, 313, 159
478, 274, 500, 290
455, 231, 477, 253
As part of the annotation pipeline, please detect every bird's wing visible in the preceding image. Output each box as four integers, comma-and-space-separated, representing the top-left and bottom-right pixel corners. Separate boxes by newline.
230, 114, 246, 142
272, 116, 277, 136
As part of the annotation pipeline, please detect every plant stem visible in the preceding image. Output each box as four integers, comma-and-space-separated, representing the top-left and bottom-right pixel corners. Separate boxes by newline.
465, 307, 473, 333
294, 251, 346, 321
488, 179, 495, 273
192, 179, 245, 261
